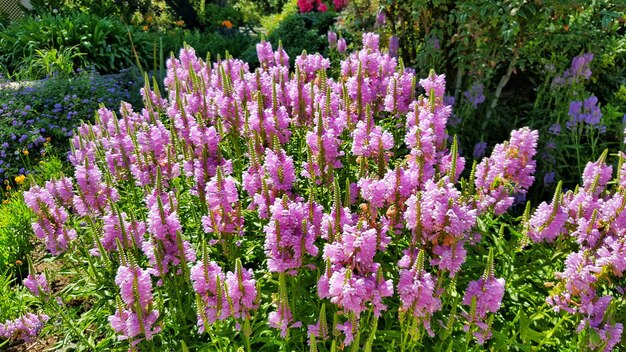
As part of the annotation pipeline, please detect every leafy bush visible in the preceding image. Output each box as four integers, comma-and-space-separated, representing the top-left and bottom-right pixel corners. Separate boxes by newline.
266, 11, 337, 66
157, 27, 258, 64
0, 69, 142, 193
0, 12, 151, 78
0, 193, 35, 278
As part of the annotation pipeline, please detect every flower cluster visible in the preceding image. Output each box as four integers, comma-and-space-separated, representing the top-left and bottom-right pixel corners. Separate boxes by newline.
526, 150, 624, 350
0, 70, 138, 189
566, 95, 603, 130
474, 127, 538, 215
297, 0, 346, 13
23, 273, 50, 297
23, 182, 77, 255
0, 313, 49, 342
463, 82, 486, 108
21, 33, 547, 349
552, 53, 593, 86
191, 255, 257, 333
109, 264, 161, 344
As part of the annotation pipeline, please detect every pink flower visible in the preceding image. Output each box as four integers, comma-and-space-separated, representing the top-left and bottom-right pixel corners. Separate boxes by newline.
0, 313, 49, 342
23, 273, 49, 297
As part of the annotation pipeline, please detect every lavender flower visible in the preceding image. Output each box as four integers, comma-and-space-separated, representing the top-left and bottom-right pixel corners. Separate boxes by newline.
0, 313, 49, 342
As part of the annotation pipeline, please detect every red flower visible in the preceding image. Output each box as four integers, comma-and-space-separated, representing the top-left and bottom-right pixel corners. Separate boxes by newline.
297, 0, 315, 13
333, 0, 347, 11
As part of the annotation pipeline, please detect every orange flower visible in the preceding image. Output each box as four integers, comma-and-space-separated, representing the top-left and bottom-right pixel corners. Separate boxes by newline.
146, 15, 154, 24
221, 20, 233, 29
143, 25, 149, 31
176, 20, 185, 27
14, 175, 25, 185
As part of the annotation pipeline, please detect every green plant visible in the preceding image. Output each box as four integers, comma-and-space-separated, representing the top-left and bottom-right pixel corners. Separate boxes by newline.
266, 10, 337, 66
156, 27, 258, 64
0, 68, 142, 192
0, 193, 35, 278
15, 46, 84, 79
0, 12, 150, 78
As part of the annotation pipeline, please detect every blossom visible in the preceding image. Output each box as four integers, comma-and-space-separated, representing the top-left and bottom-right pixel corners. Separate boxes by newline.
474, 127, 538, 215
397, 252, 441, 336
23, 273, 50, 297
109, 265, 160, 343
0, 313, 49, 342
463, 83, 486, 108
337, 38, 347, 53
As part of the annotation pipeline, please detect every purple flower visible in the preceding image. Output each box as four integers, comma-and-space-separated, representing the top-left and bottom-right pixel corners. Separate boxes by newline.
23, 273, 50, 297
397, 252, 441, 336
473, 141, 487, 159
462, 275, 505, 343
548, 123, 561, 135
543, 171, 555, 185
375, 11, 386, 27
328, 31, 337, 48
337, 38, 347, 53
463, 83, 486, 108
388, 35, 399, 58
0, 313, 49, 342
109, 265, 160, 343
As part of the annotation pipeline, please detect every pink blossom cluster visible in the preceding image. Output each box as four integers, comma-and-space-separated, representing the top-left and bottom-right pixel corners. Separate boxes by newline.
190, 256, 257, 333
526, 150, 624, 350
23, 182, 77, 255
474, 127, 538, 215
264, 197, 322, 273
462, 275, 505, 344
318, 220, 393, 315
109, 265, 161, 344
0, 313, 49, 342
23, 273, 50, 297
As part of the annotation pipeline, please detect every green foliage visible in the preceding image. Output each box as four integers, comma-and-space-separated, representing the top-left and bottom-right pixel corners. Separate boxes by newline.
0, 193, 35, 278
200, 3, 245, 30
235, 0, 290, 17
0, 12, 151, 78
259, 0, 298, 34
157, 27, 258, 64
267, 11, 337, 66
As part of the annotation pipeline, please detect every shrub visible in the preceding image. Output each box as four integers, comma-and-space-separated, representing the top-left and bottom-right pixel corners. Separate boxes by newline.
266, 11, 337, 66
0, 12, 151, 78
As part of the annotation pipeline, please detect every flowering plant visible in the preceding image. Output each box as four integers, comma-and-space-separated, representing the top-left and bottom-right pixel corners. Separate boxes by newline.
4, 32, 624, 351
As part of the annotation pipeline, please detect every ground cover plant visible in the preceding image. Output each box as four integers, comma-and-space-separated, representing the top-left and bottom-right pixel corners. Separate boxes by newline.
0, 32, 624, 351
0, 69, 142, 199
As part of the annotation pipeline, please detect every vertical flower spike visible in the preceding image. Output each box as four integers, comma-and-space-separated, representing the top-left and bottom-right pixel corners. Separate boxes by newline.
397, 250, 441, 337
474, 127, 538, 215
264, 197, 321, 273
318, 218, 393, 345
202, 167, 244, 238
462, 249, 505, 344
109, 264, 161, 344
527, 181, 567, 242
24, 185, 77, 255
143, 190, 196, 280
